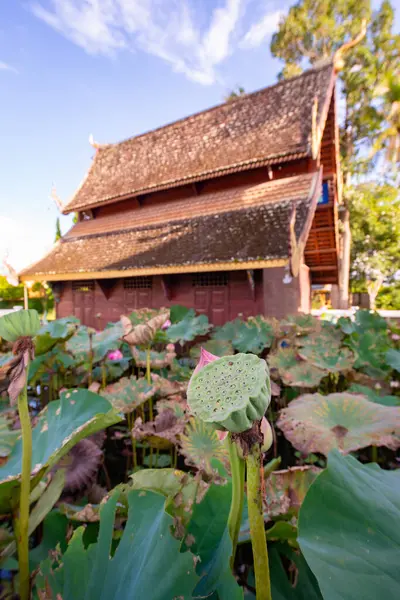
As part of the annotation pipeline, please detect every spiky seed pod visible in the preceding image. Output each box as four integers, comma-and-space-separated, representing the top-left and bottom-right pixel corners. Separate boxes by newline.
187, 353, 271, 433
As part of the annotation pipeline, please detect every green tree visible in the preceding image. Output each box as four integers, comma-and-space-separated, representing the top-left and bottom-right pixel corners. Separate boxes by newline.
350, 183, 400, 308
225, 86, 246, 102
55, 217, 62, 242
0, 276, 24, 303
271, 0, 400, 307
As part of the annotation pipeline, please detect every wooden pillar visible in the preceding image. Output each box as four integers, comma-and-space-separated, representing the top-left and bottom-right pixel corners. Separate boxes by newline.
23, 284, 29, 310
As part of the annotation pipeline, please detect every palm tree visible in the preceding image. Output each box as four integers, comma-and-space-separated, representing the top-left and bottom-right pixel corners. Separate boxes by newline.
372, 71, 400, 167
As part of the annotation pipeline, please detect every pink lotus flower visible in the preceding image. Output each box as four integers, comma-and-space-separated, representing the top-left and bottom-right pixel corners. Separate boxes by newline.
162, 319, 171, 330
107, 349, 123, 361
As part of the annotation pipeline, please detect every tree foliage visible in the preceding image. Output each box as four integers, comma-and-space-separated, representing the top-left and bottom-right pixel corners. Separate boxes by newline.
350, 183, 400, 290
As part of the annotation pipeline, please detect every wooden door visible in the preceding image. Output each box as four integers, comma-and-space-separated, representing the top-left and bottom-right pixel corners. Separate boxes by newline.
72, 281, 95, 327
193, 272, 229, 325
123, 277, 153, 312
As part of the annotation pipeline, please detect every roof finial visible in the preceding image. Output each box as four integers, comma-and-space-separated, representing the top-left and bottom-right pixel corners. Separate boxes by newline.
51, 184, 64, 212
333, 19, 367, 72
89, 133, 103, 150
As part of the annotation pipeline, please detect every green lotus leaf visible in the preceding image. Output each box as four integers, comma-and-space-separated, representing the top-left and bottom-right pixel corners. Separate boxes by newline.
37, 489, 199, 600
179, 418, 229, 474
212, 317, 274, 354
295, 326, 343, 350
298, 345, 354, 373
0, 309, 40, 342
35, 317, 79, 355
167, 309, 211, 343
277, 392, 400, 456
386, 348, 400, 372
268, 348, 299, 372
92, 358, 130, 382
347, 383, 400, 406
187, 353, 271, 433
187, 479, 243, 600
354, 309, 388, 332
276, 360, 326, 388
66, 321, 123, 364
280, 314, 318, 334
0, 416, 19, 458
190, 339, 234, 358
298, 450, 400, 600
0, 389, 121, 512
347, 330, 391, 377
102, 376, 156, 414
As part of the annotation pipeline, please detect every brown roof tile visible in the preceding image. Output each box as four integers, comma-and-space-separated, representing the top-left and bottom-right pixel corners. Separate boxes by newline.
64, 64, 334, 213
21, 172, 321, 280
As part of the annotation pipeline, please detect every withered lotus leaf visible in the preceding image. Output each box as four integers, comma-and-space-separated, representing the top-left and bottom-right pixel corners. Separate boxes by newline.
277, 392, 400, 455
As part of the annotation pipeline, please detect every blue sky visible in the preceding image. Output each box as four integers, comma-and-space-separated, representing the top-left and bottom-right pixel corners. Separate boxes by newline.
0, 0, 397, 273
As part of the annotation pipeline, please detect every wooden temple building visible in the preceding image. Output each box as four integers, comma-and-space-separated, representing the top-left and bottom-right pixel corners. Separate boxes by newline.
21, 63, 340, 328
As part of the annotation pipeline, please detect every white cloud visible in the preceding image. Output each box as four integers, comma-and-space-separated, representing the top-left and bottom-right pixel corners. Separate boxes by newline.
31, 0, 246, 85
240, 10, 283, 49
0, 61, 18, 74
0, 216, 52, 271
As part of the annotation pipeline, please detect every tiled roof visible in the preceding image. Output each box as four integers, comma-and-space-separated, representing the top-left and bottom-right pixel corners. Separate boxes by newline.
63, 64, 334, 213
21, 172, 321, 280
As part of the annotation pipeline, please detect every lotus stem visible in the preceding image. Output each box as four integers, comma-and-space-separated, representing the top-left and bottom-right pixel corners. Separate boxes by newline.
88, 331, 94, 385
227, 435, 245, 569
146, 346, 153, 421
101, 362, 107, 389
15, 363, 32, 600
246, 444, 272, 600
127, 412, 137, 469
263, 456, 281, 478
371, 445, 378, 463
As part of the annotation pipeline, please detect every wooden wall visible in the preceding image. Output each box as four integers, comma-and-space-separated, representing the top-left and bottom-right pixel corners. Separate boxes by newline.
55, 269, 265, 328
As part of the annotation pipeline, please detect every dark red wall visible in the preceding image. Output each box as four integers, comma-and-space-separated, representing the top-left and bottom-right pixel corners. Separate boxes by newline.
56, 269, 265, 328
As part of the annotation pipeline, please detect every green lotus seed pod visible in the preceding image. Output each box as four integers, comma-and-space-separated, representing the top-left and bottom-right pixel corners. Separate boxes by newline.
187, 353, 271, 433
0, 309, 40, 342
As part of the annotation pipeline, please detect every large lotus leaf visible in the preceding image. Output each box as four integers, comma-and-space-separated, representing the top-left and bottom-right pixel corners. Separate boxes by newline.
298, 450, 400, 600
0, 390, 121, 512
354, 309, 388, 332
187, 478, 243, 600
190, 339, 234, 358
268, 348, 298, 373
167, 309, 211, 343
67, 322, 123, 364
239, 466, 320, 544
277, 392, 400, 456
278, 361, 326, 388
347, 330, 391, 377
386, 348, 400, 372
298, 345, 354, 373
102, 376, 156, 413
37, 489, 199, 600
212, 318, 274, 354
0, 416, 19, 458
347, 383, 400, 406
92, 358, 130, 383
280, 314, 319, 334
179, 418, 229, 474
296, 326, 343, 350
35, 317, 79, 355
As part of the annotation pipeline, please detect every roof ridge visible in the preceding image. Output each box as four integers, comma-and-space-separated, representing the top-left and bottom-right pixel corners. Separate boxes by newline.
101, 62, 334, 149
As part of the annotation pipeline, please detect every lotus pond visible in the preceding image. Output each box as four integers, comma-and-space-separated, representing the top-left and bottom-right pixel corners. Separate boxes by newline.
0, 306, 399, 599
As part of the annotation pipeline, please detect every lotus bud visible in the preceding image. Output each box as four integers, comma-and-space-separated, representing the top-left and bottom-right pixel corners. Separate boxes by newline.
187, 352, 271, 433
260, 417, 273, 452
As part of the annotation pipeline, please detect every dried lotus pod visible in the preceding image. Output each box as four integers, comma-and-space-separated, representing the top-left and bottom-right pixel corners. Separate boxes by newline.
121, 311, 170, 346
188, 353, 271, 433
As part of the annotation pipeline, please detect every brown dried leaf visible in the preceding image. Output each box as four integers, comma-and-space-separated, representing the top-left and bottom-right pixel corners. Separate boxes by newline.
121, 311, 170, 346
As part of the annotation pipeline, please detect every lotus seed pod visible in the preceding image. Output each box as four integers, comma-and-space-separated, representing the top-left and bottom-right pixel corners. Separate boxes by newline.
0, 309, 40, 342
187, 353, 271, 433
